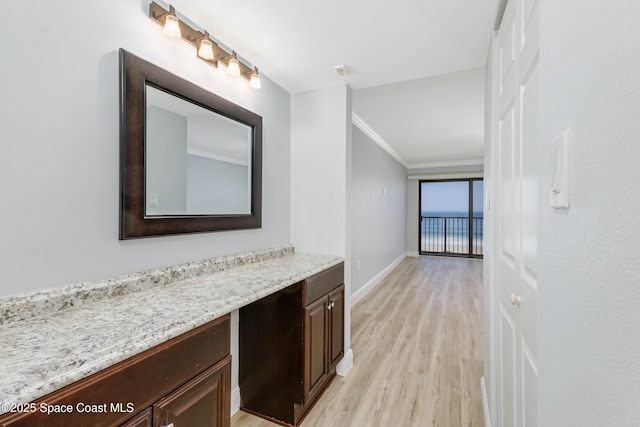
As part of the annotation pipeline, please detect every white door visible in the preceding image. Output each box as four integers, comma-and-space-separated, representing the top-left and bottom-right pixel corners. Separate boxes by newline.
492, 0, 539, 425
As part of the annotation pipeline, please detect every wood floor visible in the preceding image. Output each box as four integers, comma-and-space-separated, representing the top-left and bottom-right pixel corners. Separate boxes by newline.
232, 256, 484, 427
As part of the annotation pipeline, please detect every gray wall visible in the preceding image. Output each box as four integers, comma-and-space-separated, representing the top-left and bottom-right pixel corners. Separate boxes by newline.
0, 0, 291, 297
186, 155, 249, 214
405, 180, 419, 255
146, 106, 188, 215
351, 125, 406, 294
538, 1, 640, 425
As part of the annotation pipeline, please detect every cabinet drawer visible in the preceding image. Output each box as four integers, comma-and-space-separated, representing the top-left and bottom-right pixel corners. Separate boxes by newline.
304, 263, 344, 305
0, 315, 230, 427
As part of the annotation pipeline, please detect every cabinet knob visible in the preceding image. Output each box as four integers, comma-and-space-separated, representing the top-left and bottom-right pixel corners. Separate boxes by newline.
331, 302, 335, 308
161, 423, 174, 427
327, 303, 332, 311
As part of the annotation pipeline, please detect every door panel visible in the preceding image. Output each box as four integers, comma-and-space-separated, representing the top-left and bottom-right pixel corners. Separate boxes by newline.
153, 356, 230, 427
521, 338, 538, 427
520, 64, 538, 283
329, 286, 345, 368
120, 408, 152, 427
499, 307, 517, 427
498, 104, 516, 264
498, 12, 516, 98
304, 297, 328, 401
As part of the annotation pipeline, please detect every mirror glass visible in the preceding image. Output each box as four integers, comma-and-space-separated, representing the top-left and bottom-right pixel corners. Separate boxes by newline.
145, 85, 252, 216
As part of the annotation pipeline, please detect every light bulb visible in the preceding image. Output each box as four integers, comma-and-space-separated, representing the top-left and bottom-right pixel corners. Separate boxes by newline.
163, 8, 181, 39
249, 67, 261, 89
227, 51, 241, 77
198, 33, 214, 60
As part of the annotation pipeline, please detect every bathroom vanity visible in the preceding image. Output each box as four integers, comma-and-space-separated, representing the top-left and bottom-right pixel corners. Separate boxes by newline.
0, 246, 344, 427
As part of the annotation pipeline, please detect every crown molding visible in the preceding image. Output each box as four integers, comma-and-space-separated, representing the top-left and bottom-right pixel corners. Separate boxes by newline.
407, 158, 484, 170
351, 113, 408, 168
407, 172, 484, 180
187, 148, 248, 167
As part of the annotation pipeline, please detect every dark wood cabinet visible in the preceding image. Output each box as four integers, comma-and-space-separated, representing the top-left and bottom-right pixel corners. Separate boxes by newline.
303, 284, 344, 404
304, 296, 329, 402
120, 408, 152, 427
0, 315, 231, 427
329, 286, 345, 370
153, 357, 230, 427
240, 263, 345, 426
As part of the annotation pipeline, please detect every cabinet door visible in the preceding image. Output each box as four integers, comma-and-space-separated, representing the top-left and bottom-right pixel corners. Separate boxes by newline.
328, 285, 345, 369
153, 355, 231, 427
120, 408, 152, 427
304, 296, 328, 402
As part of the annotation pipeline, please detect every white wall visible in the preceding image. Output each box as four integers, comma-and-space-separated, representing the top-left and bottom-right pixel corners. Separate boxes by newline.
290, 84, 353, 363
290, 86, 351, 256
0, 0, 291, 297
351, 125, 406, 294
537, 1, 640, 425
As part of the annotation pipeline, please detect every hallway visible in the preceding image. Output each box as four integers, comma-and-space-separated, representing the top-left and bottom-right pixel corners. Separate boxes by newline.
232, 256, 483, 427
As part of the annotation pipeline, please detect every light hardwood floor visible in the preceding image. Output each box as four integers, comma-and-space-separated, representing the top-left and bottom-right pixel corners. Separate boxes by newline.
232, 256, 483, 427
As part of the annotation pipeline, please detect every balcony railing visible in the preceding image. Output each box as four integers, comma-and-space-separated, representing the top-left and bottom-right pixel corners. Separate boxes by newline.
420, 216, 483, 256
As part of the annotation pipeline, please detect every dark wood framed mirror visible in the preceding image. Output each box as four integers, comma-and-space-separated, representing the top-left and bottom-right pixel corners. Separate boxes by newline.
119, 49, 262, 239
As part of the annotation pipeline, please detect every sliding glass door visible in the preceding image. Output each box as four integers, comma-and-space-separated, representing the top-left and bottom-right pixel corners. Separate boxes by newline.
419, 179, 483, 257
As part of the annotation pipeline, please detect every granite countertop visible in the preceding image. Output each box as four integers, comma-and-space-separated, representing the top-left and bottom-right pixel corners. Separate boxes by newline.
0, 246, 343, 413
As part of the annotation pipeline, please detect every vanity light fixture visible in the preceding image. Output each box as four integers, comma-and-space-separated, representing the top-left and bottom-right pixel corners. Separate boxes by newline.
163, 5, 181, 39
149, 1, 261, 89
198, 31, 215, 60
227, 51, 241, 77
249, 67, 261, 89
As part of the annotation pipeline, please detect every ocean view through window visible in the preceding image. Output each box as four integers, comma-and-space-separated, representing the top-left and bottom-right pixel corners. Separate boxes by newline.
419, 179, 483, 257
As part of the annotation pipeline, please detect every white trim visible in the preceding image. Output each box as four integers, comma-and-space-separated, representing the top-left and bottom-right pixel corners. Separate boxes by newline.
351, 253, 406, 307
406, 250, 419, 257
407, 173, 484, 180
481, 377, 491, 427
408, 158, 484, 169
352, 113, 408, 167
231, 386, 241, 415
187, 148, 249, 167
336, 348, 354, 376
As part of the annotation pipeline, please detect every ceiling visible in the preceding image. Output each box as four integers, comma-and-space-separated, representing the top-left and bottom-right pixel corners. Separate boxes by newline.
353, 67, 486, 168
172, 0, 499, 168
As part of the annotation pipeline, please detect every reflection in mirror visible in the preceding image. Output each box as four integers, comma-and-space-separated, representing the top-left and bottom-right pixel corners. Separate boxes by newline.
146, 85, 252, 216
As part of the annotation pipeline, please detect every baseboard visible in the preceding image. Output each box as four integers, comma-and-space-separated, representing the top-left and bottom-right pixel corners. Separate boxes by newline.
336, 348, 353, 377
351, 253, 406, 307
481, 376, 491, 427
406, 250, 419, 257
231, 386, 241, 416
